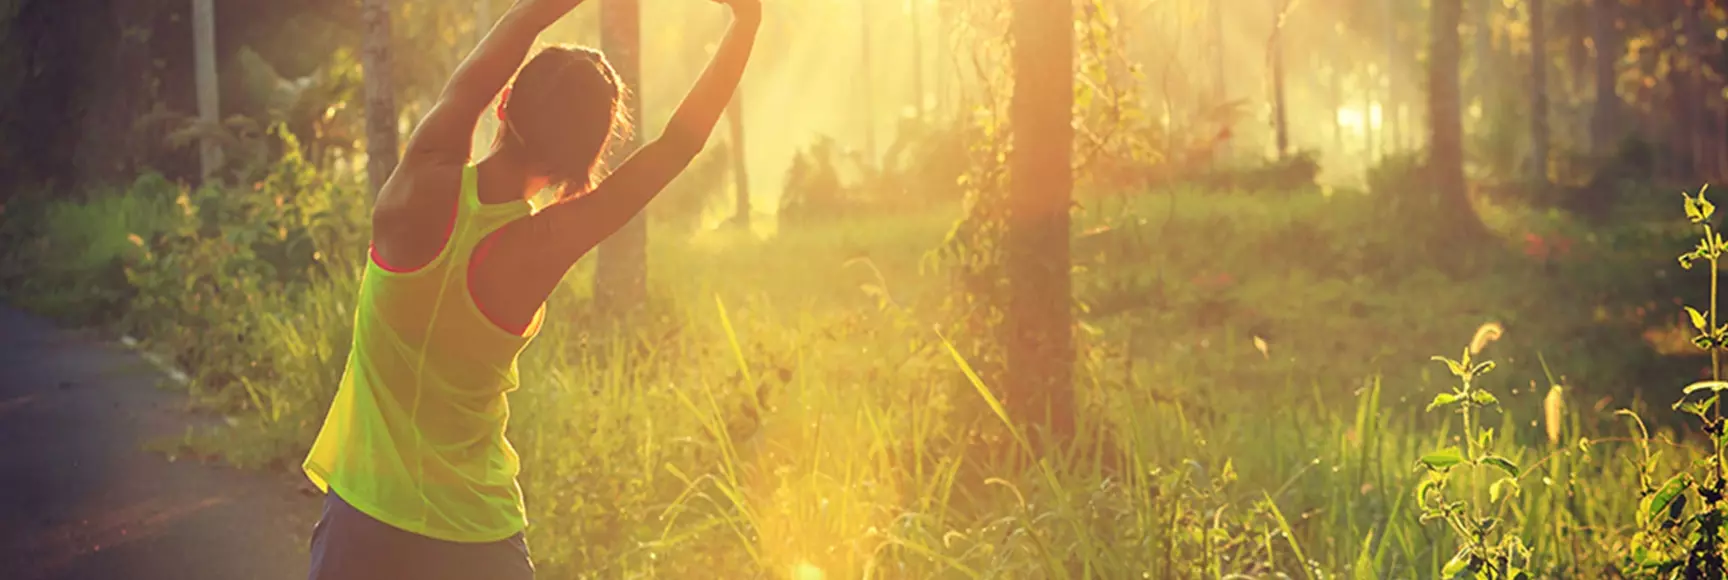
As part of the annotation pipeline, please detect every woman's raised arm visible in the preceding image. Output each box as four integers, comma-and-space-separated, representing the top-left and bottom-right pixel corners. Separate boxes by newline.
536, 0, 762, 261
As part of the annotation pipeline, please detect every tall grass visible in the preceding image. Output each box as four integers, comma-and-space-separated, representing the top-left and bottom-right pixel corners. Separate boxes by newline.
3, 174, 1716, 577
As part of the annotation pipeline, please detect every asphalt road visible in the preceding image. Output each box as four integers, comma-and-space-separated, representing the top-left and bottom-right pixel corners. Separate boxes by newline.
0, 306, 322, 580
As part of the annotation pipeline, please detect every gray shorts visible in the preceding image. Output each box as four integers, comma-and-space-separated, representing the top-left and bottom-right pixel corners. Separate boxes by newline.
307, 490, 535, 580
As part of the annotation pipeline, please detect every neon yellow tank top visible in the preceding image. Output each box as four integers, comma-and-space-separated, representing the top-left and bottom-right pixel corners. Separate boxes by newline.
303, 164, 545, 543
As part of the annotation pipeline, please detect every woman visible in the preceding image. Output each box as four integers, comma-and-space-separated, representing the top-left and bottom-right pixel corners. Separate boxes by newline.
301, 0, 759, 577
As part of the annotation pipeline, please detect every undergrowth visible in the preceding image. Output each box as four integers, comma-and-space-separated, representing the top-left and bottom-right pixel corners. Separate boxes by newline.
4, 142, 1723, 575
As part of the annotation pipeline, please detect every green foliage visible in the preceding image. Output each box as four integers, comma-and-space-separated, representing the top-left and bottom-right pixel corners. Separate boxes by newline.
1619, 185, 1728, 579
778, 116, 969, 225
1416, 324, 1534, 579
0, 173, 182, 324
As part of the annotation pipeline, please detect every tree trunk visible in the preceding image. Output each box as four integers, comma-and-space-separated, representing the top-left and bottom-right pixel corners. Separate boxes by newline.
192, 0, 222, 183
1471, 0, 1494, 98
1006, 0, 1075, 444
861, 0, 877, 166
473, 0, 496, 159
1530, 0, 1550, 186
1386, 0, 1400, 154
1431, 0, 1477, 240
1212, 0, 1229, 163
1680, 0, 1707, 180
1271, 0, 1289, 160
1328, 60, 1343, 152
910, 0, 925, 120
361, 0, 399, 201
727, 93, 751, 228
936, 0, 955, 119
595, 0, 648, 315
1589, 0, 1619, 156
1364, 67, 1377, 163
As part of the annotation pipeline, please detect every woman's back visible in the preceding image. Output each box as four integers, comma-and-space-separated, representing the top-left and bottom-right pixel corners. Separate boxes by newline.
302, 165, 543, 543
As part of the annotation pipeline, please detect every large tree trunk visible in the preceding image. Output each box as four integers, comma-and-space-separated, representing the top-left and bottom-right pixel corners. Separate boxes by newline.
1271, 0, 1290, 160
1530, 0, 1550, 186
595, 0, 648, 315
1589, 0, 1619, 156
192, 0, 222, 183
727, 93, 750, 228
1006, 0, 1075, 443
1431, 0, 1477, 241
361, 0, 399, 201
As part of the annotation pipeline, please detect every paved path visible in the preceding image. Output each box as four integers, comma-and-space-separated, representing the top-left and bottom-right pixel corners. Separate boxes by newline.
0, 307, 321, 580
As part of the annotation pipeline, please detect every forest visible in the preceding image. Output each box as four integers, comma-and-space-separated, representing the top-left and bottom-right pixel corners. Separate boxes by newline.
3, 0, 1728, 577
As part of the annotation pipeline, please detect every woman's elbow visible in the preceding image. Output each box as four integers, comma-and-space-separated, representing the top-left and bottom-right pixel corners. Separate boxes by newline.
653, 127, 707, 164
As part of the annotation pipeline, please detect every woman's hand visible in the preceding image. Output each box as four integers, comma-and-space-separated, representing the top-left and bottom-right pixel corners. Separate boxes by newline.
711, 0, 761, 19
518, 0, 587, 20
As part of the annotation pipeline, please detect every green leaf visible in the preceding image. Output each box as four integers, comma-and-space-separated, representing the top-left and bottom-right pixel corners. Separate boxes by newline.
1431, 355, 1466, 378
1416, 477, 1440, 504
1477, 428, 1494, 451
1490, 476, 1519, 504
1702, 197, 1717, 221
1630, 543, 1677, 569
1682, 381, 1728, 395
1663, 490, 1688, 527
1442, 546, 1476, 578
1686, 193, 1703, 222
1674, 396, 1716, 419
1640, 474, 1693, 528
1470, 389, 1499, 407
1418, 447, 1466, 471
1480, 455, 1520, 478
1426, 392, 1463, 412
1687, 306, 1710, 332
1469, 360, 1495, 377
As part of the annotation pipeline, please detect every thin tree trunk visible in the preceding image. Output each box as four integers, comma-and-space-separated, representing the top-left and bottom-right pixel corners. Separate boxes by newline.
936, 0, 954, 119
1329, 61, 1343, 152
361, 0, 399, 201
861, 0, 877, 165
1530, 0, 1550, 186
595, 0, 648, 315
473, 0, 495, 159
1386, 0, 1400, 154
1007, 0, 1076, 444
727, 93, 750, 228
1364, 67, 1377, 164
1589, 0, 1618, 156
1432, 0, 1477, 240
1681, 0, 1707, 179
911, 0, 925, 120
1213, 0, 1229, 163
192, 0, 222, 183
1472, 0, 1494, 98
1272, 0, 1290, 160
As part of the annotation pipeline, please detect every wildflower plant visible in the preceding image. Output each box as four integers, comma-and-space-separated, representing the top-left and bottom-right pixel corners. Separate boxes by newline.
1416, 322, 1533, 579
1621, 185, 1728, 578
